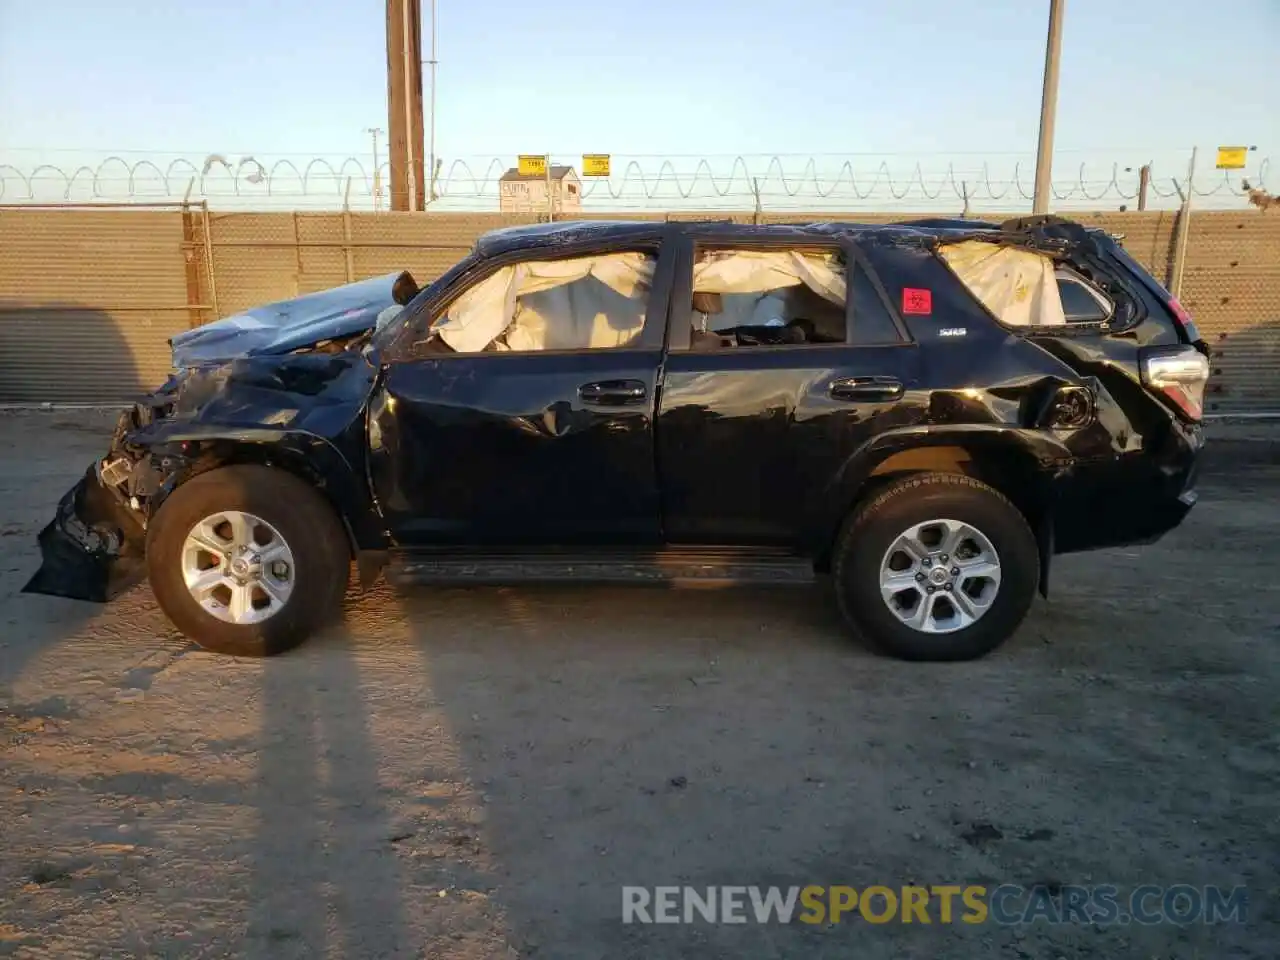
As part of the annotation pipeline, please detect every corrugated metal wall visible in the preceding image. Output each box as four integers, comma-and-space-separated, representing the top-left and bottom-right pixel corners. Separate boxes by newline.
0, 208, 201, 401
1, 207, 1277, 411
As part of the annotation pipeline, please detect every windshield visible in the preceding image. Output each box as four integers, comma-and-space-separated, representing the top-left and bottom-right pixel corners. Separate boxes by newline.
369, 252, 482, 353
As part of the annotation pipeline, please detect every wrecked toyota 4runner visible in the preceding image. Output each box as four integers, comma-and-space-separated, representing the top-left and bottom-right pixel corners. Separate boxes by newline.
24, 216, 1208, 661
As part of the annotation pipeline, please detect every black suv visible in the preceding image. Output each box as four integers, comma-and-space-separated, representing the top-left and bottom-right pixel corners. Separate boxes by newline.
26, 216, 1208, 661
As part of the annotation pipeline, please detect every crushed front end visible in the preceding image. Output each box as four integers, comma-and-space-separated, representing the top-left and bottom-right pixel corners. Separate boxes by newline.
22, 391, 180, 601
22, 272, 415, 604
23, 343, 383, 604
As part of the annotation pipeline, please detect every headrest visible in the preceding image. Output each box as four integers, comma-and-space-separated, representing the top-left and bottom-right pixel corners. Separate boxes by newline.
691, 291, 723, 315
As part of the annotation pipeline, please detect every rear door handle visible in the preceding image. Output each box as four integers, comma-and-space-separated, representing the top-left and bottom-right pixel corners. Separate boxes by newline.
829, 376, 904, 403
579, 379, 648, 406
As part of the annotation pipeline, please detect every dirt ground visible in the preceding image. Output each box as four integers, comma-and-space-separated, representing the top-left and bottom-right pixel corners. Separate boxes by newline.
0, 410, 1277, 960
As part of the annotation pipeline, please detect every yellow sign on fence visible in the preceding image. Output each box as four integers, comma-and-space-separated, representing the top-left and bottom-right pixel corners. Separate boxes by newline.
583, 154, 611, 177
1215, 146, 1248, 170
518, 154, 548, 177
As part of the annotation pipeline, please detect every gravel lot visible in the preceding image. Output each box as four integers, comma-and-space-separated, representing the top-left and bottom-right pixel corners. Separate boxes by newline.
1, 410, 1277, 959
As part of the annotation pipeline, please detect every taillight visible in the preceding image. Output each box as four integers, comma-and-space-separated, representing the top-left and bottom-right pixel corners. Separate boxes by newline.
1140, 346, 1211, 421
1166, 295, 1202, 341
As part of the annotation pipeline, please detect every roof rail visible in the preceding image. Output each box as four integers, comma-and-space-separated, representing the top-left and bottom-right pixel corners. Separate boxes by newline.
897, 217, 1000, 230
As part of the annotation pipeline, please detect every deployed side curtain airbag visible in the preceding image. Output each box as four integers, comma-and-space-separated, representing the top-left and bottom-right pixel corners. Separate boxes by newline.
691, 251, 846, 331
433, 267, 519, 352
433, 252, 655, 352
939, 240, 1066, 327
693, 250, 846, 302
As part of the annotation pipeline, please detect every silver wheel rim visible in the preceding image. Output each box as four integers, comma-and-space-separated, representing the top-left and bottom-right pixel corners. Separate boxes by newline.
180, 510, 296, 625
878, 518, 1001, 634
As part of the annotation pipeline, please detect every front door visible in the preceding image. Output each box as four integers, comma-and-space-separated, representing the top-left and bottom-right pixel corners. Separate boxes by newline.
369, 241, 675, 546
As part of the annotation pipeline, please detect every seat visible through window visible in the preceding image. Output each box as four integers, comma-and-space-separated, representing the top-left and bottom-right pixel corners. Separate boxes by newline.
688, 249, 847, 348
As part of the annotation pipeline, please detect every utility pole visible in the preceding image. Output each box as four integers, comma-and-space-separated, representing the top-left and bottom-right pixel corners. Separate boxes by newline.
1032, 0, 1065, 215
386, 0, 425, 211
426, 0, 438, 202
366, 127, 385, 212
1170, 147, 1198, 298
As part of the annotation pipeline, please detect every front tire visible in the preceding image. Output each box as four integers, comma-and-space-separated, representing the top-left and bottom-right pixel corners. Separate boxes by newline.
833, 473, 1039, 661
147, 465, 349, 656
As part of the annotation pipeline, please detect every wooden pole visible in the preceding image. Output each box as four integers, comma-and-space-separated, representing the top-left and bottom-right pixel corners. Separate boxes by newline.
408, 0, 426, 211
386, 0, 408, 211
386, 0, 423, 211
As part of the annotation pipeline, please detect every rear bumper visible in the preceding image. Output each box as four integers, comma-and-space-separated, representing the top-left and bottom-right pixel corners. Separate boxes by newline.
1053, 424, 1203, 553
22, 464, 147, 603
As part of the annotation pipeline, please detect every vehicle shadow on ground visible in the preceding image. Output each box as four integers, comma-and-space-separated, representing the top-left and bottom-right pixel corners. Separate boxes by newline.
391, 582, 904, 960
249, 581, 861, 959
382, 547, 1277, 960
244, 618, 414, 959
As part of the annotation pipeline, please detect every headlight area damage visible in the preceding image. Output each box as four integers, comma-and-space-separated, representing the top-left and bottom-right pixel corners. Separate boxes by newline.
22, 272, 412, 604
25, 460, 149, 602
24, 379, 204, 602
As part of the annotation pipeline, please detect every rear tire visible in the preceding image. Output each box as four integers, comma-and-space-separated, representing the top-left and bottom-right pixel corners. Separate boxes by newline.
147, 465, 349, 656
832, 473, 1038, 661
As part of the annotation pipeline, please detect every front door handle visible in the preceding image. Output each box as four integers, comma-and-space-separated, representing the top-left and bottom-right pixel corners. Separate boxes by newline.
829, 376, 904, 403
579, 379, 648, 406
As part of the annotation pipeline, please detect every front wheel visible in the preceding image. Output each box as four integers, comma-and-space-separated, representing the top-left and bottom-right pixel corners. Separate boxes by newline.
833, 473, 1039, 661
146, 465, 350, 656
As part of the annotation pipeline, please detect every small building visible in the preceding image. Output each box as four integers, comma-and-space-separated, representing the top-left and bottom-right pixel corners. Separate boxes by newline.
498, 165, 582, 213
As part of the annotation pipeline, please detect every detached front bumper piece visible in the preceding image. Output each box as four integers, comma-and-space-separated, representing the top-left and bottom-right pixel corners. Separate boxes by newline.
22, 464, 148, 603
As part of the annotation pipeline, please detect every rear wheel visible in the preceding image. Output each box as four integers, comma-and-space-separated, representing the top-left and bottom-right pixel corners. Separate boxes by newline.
833, 473, 1038, 661
147, 465, 349, 656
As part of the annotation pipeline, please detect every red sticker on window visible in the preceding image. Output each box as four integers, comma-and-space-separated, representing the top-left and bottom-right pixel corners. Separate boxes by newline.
902, 288, 932, 315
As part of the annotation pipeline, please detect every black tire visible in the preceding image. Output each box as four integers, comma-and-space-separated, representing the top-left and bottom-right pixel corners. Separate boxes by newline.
146, 465, 349, 656
832, 473, 1039, 661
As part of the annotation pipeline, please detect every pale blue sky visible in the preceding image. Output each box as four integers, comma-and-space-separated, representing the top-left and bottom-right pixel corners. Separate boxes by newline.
1, 0, 1275, 209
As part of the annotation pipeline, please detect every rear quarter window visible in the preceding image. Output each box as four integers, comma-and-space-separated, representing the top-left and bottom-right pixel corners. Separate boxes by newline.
1056, 271, 1113, 324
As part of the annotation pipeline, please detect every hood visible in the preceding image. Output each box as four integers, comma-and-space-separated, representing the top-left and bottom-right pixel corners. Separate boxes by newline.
170, 271, 420, 368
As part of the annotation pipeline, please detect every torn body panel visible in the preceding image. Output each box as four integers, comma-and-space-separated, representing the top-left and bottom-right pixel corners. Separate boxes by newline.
24, 465, 147, 602
23, 350, 384, 603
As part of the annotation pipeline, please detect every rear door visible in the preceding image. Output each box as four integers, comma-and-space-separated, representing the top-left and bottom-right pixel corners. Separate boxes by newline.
369, 237, 677, 545
656, 232, 923, 549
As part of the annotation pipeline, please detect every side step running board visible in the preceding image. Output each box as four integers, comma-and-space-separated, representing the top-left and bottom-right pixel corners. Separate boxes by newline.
386, 547, 816, 587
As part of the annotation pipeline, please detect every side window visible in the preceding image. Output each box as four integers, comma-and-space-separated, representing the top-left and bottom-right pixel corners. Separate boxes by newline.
848, 262, 903, 344
687, 248, 847, 350
1056, 270, 1113, 324
427, 251, 655, 354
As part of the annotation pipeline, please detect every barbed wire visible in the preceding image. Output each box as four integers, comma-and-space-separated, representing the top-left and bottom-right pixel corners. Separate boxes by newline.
0, 152, 1269, 212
